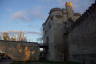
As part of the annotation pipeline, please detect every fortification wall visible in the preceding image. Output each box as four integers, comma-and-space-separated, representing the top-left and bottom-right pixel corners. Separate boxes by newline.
68, 3, 96, 64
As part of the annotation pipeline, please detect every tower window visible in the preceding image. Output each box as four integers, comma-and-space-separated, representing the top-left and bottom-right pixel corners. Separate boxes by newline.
46, 37, 49, 45
50, 16, 53, 20
49, 24, 51, 29
44, 30, 47, 34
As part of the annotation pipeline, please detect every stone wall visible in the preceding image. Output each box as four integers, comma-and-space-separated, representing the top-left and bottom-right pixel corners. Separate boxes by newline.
68, 3, 96, 64
0, 40, 40, 61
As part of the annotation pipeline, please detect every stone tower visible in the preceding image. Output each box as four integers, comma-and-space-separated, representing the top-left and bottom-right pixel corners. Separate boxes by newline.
43, 8, 65, 61
65, 2, 74, 19
43, 2, 81, 61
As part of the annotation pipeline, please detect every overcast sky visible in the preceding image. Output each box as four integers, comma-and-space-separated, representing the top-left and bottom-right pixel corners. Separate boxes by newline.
0, 0, 95, 42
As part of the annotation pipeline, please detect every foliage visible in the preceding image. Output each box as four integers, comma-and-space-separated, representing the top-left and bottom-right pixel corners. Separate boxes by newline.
2, 32, 27, 41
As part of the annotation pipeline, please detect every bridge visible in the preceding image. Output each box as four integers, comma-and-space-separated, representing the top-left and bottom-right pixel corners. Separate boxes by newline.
0, 40, 42, 61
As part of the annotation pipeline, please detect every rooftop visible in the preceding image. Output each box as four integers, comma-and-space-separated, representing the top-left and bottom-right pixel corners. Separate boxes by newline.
49, 8, 62, 14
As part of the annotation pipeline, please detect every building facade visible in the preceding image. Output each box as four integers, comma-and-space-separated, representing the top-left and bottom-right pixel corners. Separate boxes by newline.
42, 2, 81, 61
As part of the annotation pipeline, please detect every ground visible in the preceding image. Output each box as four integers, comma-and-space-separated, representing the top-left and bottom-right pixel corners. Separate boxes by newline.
0, 58, 80, 64
10, 61, 80, 64
0, 58, 12, 64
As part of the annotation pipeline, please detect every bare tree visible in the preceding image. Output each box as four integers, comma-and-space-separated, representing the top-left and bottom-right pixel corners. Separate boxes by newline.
3, 32, 10, 40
